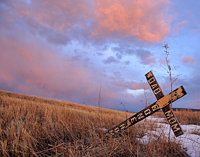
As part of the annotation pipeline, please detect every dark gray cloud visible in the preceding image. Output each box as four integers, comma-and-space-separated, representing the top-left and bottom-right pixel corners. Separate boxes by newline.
103, 56, 119, 64
135, 49, 156, 66
111, 45, 156, 66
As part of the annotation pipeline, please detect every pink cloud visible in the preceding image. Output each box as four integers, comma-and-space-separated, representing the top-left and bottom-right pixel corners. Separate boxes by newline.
12, 0, 91, 32
159, 58, 172, 66
173, 20, 188, 33
182, 56, 196, 65
195, 29, 200, 33
0, 28, 137, 107
6, 0, 172, 44
112, 80, 144, 90
0, 72, 14, 86
92, 0, 171, 43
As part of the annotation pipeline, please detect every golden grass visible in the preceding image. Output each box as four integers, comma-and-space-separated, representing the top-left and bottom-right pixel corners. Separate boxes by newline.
0, 90, 189, 156
153, 109, 200, 125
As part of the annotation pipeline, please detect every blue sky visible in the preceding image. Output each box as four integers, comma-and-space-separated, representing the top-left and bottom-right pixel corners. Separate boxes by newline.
0, 0, 199, 111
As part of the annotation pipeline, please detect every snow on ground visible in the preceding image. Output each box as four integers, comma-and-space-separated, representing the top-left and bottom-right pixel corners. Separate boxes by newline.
138, 116, 200, 157
101, 116, 199, 156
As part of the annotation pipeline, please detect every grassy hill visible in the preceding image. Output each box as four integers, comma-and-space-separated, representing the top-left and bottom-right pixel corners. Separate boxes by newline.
0, 90, 189, 156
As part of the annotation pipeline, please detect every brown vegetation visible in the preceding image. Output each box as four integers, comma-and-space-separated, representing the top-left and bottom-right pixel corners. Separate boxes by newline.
0, 90, 189, 156
154, 109, 200, 125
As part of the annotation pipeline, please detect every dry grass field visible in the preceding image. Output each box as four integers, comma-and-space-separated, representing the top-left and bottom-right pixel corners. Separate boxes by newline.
0, 90, 192, 156
154, 109, 200, 126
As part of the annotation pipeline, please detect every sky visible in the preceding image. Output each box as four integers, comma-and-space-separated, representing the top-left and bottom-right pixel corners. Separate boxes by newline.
0, 0, 200, 112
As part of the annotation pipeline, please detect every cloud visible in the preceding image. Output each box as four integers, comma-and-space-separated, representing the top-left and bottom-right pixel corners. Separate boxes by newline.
195, 29, 200, 33
12, 0, 90, 32
112, 80, 144, 90
182, 56, 196, 65
0, 0, 175, 111
135, 49, 156, 66
103, 56, 119, 64
2, 0, 172, 46
1, 0, 91, 46
170, 1, 200, 35
159, 58, 171, 66
173, 20, 188, 33
92, 0, 171, 43
111, 45, 156, 66
0, 24, 141, 109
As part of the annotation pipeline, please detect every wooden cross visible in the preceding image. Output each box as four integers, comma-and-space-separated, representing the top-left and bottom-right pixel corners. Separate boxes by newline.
106, 71, 187, 137
145, 71, 183, 137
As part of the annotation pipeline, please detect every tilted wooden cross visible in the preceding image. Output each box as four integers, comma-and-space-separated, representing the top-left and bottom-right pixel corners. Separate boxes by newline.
145, 71, 183, 137
106, 71, 187, 137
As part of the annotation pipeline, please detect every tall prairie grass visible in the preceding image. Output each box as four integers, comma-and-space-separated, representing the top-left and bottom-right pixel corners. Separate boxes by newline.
154, 109, 200, 125
0, 90, 189, 156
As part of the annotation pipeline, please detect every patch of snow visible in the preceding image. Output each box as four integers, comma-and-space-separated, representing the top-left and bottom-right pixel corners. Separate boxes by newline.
98, 128, 108, 132
181, 124, 200, 134
137, 116, 200, 157
177, 133, 200, 157
146, 116, 166, 123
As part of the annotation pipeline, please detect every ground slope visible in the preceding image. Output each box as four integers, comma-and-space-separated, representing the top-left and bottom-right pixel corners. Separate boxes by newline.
0, 90, 190, 156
